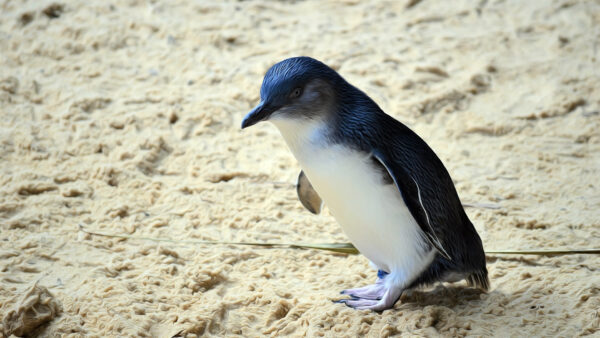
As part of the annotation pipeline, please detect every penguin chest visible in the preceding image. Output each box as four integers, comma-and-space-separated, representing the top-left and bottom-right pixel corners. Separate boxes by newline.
294, 145, 428, 272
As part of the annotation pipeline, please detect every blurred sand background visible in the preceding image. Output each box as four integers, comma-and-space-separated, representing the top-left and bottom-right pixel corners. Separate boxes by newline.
1, 0, 599, 336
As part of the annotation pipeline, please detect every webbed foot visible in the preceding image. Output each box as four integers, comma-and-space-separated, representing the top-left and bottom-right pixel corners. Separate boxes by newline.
336, 269, 402, 311
337, 287, 402, 311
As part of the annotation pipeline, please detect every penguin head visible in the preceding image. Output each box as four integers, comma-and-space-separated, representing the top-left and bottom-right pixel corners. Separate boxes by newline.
241, 57, 342, 129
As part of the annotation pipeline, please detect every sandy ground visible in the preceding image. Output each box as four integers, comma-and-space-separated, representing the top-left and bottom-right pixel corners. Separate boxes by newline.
1, 0, 599, 336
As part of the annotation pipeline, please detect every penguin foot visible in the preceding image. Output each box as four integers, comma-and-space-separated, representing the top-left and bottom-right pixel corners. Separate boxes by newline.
340, 283, 386, 300
339, 269, 388, 300
338, 286, 402, 311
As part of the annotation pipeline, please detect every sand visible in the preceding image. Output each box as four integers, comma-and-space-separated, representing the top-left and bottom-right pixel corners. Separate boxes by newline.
1, 0, 599, 336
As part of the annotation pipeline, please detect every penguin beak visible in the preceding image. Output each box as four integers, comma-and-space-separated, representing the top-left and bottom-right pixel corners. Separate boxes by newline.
241, 101, 276, 129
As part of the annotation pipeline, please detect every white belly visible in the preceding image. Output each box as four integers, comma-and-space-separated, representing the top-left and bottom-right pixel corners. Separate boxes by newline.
300, 145, 429, 273
272, 117, 433, 281
271, 119, 435, 285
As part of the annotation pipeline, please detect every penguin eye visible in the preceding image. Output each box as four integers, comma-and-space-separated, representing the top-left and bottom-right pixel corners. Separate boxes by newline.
290, 87, 302, 99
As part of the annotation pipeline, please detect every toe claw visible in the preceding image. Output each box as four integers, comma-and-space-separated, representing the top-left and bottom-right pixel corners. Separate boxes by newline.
340, 298, 380, 309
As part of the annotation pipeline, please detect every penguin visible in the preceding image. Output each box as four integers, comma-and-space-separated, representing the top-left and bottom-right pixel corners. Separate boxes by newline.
241, 56, 489, 311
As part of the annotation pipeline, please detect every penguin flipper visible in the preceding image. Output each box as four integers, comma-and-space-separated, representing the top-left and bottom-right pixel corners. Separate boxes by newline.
296, 170, 323, 214
371, 152, 452, 261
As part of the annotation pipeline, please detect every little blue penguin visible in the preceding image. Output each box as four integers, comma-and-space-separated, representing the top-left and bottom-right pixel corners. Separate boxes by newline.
241, 56, 489, 311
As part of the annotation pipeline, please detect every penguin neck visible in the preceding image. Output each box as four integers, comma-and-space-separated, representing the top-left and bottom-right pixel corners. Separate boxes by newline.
270, 117, 332, 160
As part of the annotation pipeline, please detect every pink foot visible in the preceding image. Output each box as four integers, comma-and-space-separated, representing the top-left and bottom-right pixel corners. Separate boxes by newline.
340, 283, 386, 300
338, 287, 402, 311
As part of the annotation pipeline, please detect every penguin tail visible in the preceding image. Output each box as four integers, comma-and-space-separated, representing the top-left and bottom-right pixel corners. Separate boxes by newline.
466, 269, 490, 291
